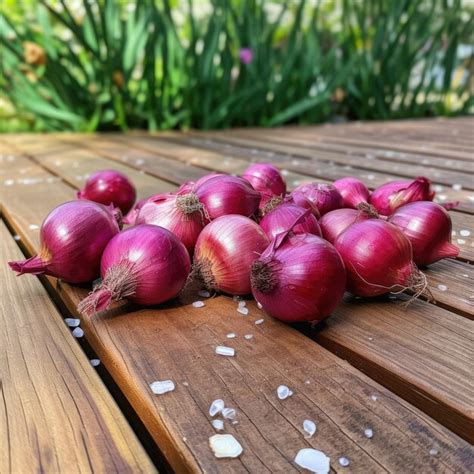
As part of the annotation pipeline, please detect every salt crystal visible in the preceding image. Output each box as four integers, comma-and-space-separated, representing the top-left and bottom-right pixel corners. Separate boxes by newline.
198, 289, 211, 298
212, 419, 224, 431
257, 301, 263, 310
294, 449, 330, 474
215, 346, 235, 357
457, 239, 466, 245
371, 394, 378, 401
238, 300, 247, 308
209, 399, 225, 417
72, 327, 84, 338
65, 318, 80, 328
429, 448, 439, 456
226, 332, 236, 339
192, 300, 205, 308
182, 381, 189, 387
462, 274, 469, 278
237, 307, 249, 315
135, 158, 145, 165
303, 419, 316, 438
452, 184, 462, 191
277, 385, 292, 400
364, 428, 374, 439
244, 334, 253, 340
437, 284, 448, 291
255, 319, 264, 325
222, 407, 236, 419
305, 380, 311, 385
460, 230, 471, 237
367, 174, 375, 181
338, 456, 350, 467
13, 235, 21, 241
368, 337, 374, 341
281, 169, 289, 176
209, 434, 243, 458
150, 380, 175, 395
29, 224, 39, 230
437, 194, 447, 201
90, 359, 100, 367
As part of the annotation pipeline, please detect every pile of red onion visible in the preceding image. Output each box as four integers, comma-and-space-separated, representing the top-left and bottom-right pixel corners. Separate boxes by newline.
9, 165, 459, 324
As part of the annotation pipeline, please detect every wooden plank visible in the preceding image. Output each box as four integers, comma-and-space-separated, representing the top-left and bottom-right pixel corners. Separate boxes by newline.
2, 148, 474, 458
0, 222, 154, 473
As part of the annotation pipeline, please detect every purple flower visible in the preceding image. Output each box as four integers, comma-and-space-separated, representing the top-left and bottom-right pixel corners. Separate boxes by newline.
239, 48, 253, 65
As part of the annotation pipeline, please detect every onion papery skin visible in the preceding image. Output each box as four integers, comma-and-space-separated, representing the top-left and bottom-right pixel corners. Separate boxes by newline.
195, 175, 261, 219
260, 204, 321, 241
319, 208, 375, 244
242, 163, 286, 197
333, 177, 370, 208
135, 192, 206, 255
123, 196, 151, 225
78, 225, 190, 315
334, 220, 422, 297
251, 233, 346, 323
193, 215, 269, 295
287, 192, 321, 219
293, 183, 344, 215
77, 169, 137, 214
9, 200, 120, 283
369, 177, 434, 216
388, 201, 459, 266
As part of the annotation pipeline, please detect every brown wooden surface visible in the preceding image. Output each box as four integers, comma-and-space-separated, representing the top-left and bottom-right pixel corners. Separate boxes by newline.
1, 117, 474, 473
0, 221, 154, 473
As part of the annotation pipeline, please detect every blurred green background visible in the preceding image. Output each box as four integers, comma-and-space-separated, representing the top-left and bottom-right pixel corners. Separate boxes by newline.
1, 0, 472, 133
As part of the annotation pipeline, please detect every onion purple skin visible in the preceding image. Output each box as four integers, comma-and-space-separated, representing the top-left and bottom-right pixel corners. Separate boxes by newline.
334, 220, 416, 297
242, 163, 286, 197
319, 208, 373, 244
388, 201, 459, 266
333, 177, 370, 209
251, 233, 346, 323
292, 183, 344, 216
100, 224, 190, 306
8, 200, 120, 284
260, 204, 321, 241
77, 169, 137, 215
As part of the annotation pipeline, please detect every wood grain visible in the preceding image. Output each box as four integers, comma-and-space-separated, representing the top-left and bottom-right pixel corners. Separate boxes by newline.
0, 222, 154, 473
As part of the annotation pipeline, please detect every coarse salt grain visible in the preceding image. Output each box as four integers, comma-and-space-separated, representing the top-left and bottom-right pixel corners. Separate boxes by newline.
237, 307, 249, 315
13, 235, 21, 241
303, 419, 316, 438
150, 380, 175, 395
364, 428, 374, 439
212, 419, 224, 431
371, 394, 378, 401
294, 449, 330, 474
72, 327, 84, 338
244, 334, 253, 340
222, 407, 236, 419
209, 399, 225, 417
277, 385, 292, 400
429, 448, 439, 456
338, 456, 350, 467
215, 346, 235, 357
209, 434, 243, 458
238, 300, 247, 308
198, 289, 211, 298
29, 224, 39, 230
437, 284, 448, 291
90, 359, 100, 367
452, 184, 462, 191
226, 332, 236, 339
460, 230, 471, 237
257, 301, 263, 310
255, 319, 264, 325
65, 318, 80, 327
457, 239, 466, 245
192, 300, 205, 308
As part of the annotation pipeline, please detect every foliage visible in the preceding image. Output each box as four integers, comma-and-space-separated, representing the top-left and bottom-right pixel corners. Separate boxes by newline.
0, 0, 472, 132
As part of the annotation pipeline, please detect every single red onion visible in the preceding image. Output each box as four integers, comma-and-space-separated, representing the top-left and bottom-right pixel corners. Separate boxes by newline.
122, 196, 150, 225
242, 163, 286, 197
292, 183, 344, 215
194, 174, 261, 219
77, 169, 137, 214
260, 204, 321, 241
134, 192, 206, 254
319, 205, 378, 244
286, 191, 321, 218
369, 177, 434, 215
193, 215, 269, 295
334, 220, 426, 297
178, 173, 226, 193
78, 224, 190, 315
388, 201, 459, 266
333, 177, 371, 208
9, 201, 120, 283
251, 231, 346, 323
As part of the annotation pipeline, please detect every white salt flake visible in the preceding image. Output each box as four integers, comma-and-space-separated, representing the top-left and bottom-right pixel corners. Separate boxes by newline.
192, 300, 205, 308
371, 394, 378, 401
437, 284, 448, 291
338, 456, 350, 467
238, 300, 247, 308
244, 334, 253, 340
209, 399, 225, 417
460, 230, 471, 237
215, 346, 235, 357
198, 289, 211, 298
65, 318, 80, 328
255, 318, 264, 325
457, 239, 466, 245
437, 194, 447, 202
72, 327, 84, 338
257, 301, 263, 310
209, 434, 243, 458
29, 224, 39, 230
433, 184, 444, 193
364, 428, 374, 439
452, 184, 462, 191
182, 381, 189, 387
212, 419, 224, 431
277, 385, 292, 400
150, 380, 175, 395
294, 448, 330, 474
226, 332, 236, 339
13, 235, 21, 241
303, 419, 316, 438
222, 407, 236, 419
368, 337, 374, 341
237, 307, 249, 315
429, 448, 439, 456
90, 359, 100, 367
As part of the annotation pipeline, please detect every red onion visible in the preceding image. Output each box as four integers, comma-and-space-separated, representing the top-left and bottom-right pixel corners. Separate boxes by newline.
388, 201, 459, 266
334, 220, 427, 297
319, 205, 378, 244
194, 175, 261, 219
251, 232, 346, 323
9, 201, 120, 283
333, 177, 370, 208
369, 177, 434, 215
122, 196, 150, 225
242, 163, 286, 197
292, 183, 344, 215
78, 224, 190, 315
260, 204, 321, 241
77, 169, 137, 214
287, 191, 321, 219
178, 173, 226, 193
134, 192, 206, 254
193, 215, 269, 295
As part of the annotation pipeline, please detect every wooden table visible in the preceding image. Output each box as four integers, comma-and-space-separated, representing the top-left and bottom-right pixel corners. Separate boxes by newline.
1, 117, 473, 473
